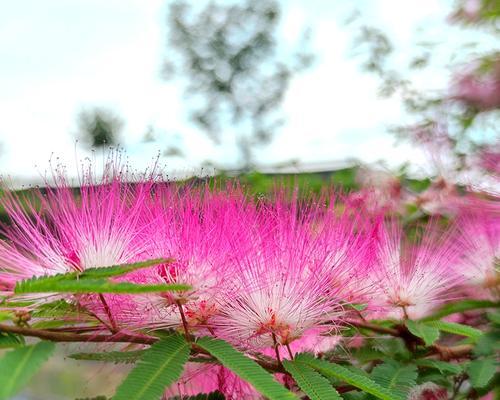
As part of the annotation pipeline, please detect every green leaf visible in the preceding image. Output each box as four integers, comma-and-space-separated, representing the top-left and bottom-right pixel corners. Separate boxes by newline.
0, 300, 35, 308
0, 311, 13, 322
487, 311, 500, 325
406, 320, 440, 346
414, 359, 463, 375
28, 258, 169, 284
114, 334, 190, 400
424, 320, 483, 340
69, 350, 145, 364
370, 361, 417, 399
295, 353, 400, 400
196, 337, 296, 400
15, 277, 189, 294
421, 300, 499, 321
31, 299, 80, 318
0, 332, 24, 349
80, 258, 172, 279
14, 258, 175, 294
474, 331, 500, 356
369, 337, 410, 361
283, 359, 341, 400
0, 341, 55, 399
466, 358, 497, 388
345, 303, 368, 312
351, 347, 385, 363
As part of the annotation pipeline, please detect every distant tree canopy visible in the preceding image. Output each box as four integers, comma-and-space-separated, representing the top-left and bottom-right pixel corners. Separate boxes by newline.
77, 107, 123, 148
164, 0, 313, 169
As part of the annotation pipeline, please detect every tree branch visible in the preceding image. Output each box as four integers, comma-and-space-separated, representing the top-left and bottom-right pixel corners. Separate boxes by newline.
0, 323, 285, 373
0, 323, 156, 345
344, 318, 399, 336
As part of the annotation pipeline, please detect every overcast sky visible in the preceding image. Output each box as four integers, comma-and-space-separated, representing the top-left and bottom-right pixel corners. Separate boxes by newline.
0, 0, 473, 183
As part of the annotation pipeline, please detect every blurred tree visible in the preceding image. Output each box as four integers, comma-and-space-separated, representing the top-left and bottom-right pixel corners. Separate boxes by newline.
77, 107, 123, 148
349, 0, 500, 177
163, 0, 313, 170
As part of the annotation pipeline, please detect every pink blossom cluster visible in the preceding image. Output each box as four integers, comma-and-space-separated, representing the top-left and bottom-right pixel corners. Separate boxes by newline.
452, 59, 500, 111
0, 165, 498, 398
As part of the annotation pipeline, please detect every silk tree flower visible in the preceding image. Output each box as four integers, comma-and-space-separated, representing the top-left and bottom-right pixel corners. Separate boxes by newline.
366, 221, 464, 320
408, 383, 447, 400
452, 62, 500, 111
313, 196, 377, 305
125, 185, 254, 335
213, 197, 343, 351
478, 149, 500, 176
454, 213, 499, 299
163, 363, 258, 400
0, 164, 154, 310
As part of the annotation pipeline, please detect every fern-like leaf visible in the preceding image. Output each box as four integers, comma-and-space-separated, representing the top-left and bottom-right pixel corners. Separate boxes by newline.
80, 258, 172, 279
0, 341, 55, 399
421, 300, 499, 321
69, 350, 145, 364
414, 359, 463, 375
424, 320, 483, 340
14, 258, 174, 295
295, 353, 399, 400
370, 361, 417, 399
196, 337, 296, 400
283, 359, 341, 400
0, 332, 24, 349
15, 277, 189, 294
113, 334, 190, 400
27, 258, 169, 284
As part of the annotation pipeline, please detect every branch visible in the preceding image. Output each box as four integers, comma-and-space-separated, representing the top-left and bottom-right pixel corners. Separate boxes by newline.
344, 319, 399, 336
0, 323, 156, 345
428, 344, 474, 361
0, 323, 285, 373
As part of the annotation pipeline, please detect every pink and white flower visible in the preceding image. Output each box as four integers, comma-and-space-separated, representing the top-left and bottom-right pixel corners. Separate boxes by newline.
366, 221, 464, 320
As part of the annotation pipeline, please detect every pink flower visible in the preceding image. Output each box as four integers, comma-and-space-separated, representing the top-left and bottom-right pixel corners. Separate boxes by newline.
213, 197, 343, 350
478, 149, 500, 176
315, 196, 377, 304
452, 60, 500, 111
366, 221, 464, 320
0, 163, 154, 323
123, 185, 252, 334
454, 213, 500, 299
163, 363, 259, 400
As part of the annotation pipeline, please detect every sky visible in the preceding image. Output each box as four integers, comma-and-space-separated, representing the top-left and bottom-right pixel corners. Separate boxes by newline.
0, 0, 471, 184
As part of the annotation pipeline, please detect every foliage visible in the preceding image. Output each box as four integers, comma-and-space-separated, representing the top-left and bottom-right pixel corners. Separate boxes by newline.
0, 341, 55, 399
113, 334, 190, 400
196, 336, 296, 399
14, 258, 189, 294
283, 359, 342, 400
15, 276, 189, 294
1, 280, 497, 398
295, 353, 399, 400
77, 107, 123, 148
